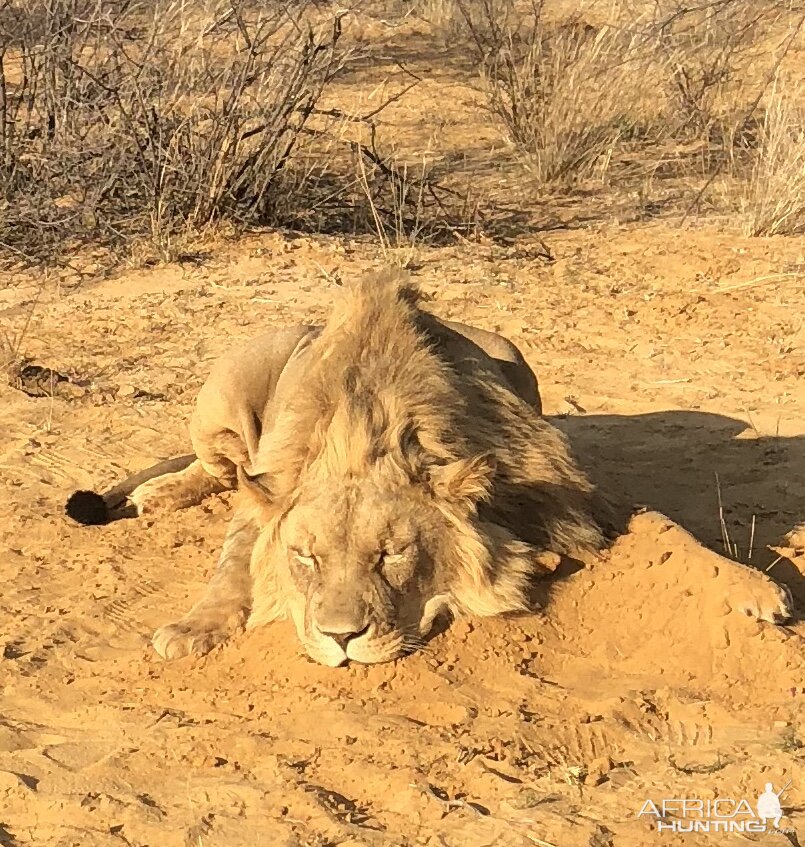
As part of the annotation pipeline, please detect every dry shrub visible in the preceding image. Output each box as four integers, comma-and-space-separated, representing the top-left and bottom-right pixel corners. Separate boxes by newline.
0, 0, 350, 266
440, 0, 800, 217
742, 81, 805, 237
453, 0, 662, 185
415, 0, 467, 42
353, 144, 482, 265
647, 0, 779, 140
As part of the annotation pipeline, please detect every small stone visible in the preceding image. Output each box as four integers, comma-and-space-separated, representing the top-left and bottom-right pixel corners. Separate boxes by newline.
585, 756, 614, 785
116, 381, 137, 398
511, 787, 541, 809
0, 770, 36, 794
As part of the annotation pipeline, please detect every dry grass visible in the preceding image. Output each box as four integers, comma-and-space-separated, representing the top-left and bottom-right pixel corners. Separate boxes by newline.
453, 0, 663, 185
498, 23, 658, 184
0, 0, 351, 266
648, 0, 777, 139
433, 0, 801, 204
0, 0, 804, 272
742, 80, 805, 236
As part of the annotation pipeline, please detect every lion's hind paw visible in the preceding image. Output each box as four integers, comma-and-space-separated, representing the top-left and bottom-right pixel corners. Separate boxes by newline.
726, 579, 793, 625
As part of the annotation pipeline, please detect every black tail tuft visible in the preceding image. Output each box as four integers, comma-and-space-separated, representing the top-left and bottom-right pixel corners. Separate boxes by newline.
65, 490, 110, 526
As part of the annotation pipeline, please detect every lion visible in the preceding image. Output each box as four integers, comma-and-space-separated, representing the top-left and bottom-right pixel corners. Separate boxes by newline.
66, 271, 792, 666
66, 313, 542, 525
67, 270, 606, 665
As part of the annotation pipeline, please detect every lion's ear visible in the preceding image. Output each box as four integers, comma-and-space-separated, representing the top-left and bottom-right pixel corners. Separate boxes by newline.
426, 453, 496, 508
237, 466, 275, 520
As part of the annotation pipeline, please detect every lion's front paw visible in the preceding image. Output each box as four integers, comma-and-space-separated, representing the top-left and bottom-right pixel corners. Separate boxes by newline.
152, 611, 244, 660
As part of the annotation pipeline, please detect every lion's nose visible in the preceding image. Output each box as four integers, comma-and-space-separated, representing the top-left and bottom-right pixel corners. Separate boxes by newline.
320, 623, 370, 651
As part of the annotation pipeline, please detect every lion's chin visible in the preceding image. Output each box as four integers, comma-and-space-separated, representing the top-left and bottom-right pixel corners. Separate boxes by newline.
303, 642, 349, 668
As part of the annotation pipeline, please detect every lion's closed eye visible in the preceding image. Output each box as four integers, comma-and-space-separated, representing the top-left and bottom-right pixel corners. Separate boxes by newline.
379, 548, 414, 588
381, 552, 405, 565
291, 548, 317, 569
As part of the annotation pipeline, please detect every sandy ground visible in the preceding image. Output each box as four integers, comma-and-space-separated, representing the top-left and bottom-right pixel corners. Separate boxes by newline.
1, 225, 805, 847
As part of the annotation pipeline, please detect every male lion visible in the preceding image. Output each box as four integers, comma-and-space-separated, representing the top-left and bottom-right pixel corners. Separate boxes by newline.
69, 271, 605, 666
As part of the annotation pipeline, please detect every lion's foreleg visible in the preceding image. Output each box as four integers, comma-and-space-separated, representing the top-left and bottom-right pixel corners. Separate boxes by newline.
151, 506, 257, 659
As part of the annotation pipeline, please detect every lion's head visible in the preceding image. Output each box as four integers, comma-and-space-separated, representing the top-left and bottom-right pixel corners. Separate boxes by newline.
240, 272, 603, 666
243, 450, 498, 666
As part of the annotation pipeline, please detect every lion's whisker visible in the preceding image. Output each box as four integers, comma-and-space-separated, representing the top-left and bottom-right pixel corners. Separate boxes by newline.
401, 636, 437, 657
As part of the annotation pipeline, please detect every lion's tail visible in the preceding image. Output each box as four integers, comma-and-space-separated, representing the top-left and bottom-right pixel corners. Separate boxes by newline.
65, 454, 196, 525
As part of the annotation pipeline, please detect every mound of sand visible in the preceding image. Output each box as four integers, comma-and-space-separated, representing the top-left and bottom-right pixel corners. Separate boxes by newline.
2, 226, 804, 846
2, 499, 803, 847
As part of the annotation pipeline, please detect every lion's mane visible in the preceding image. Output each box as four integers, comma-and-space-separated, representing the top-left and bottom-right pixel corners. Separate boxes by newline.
246, 269, 603, 622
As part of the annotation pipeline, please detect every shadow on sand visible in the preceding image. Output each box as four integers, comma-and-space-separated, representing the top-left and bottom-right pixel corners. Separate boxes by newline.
552, 409, 805, 605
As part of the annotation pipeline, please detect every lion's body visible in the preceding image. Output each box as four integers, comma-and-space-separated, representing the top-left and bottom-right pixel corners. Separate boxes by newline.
138, 271, 606, 664
185, 316, 540, 483
131, 311, 542, 519
67, 271, 796, 664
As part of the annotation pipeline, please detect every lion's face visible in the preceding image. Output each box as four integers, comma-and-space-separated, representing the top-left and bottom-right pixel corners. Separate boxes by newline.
244, 436, 502, 667
276, 473, 451, 667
